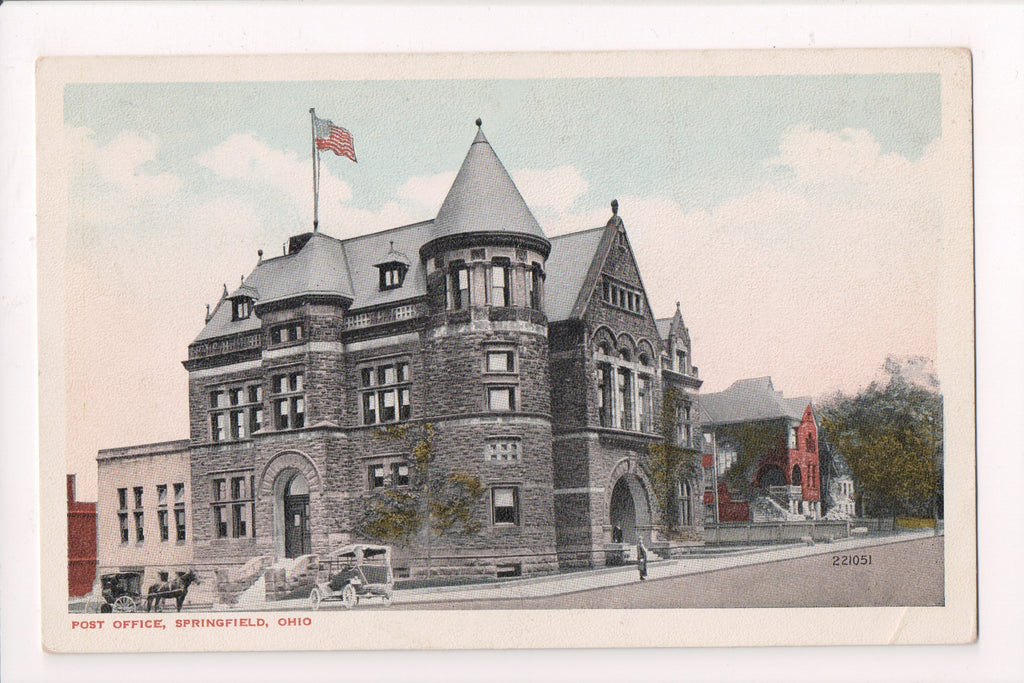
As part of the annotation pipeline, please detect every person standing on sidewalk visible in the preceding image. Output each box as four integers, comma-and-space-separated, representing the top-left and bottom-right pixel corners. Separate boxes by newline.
637, 538, 648, 581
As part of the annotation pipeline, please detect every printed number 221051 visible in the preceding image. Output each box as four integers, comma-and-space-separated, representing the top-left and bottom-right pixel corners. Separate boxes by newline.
832, 554, 872, 566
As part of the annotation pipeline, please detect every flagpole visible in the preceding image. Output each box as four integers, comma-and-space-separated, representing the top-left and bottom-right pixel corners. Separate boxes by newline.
309, 108, 319, 232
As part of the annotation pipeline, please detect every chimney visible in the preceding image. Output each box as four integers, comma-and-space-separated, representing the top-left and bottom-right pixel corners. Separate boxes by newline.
67, 474, 76, 503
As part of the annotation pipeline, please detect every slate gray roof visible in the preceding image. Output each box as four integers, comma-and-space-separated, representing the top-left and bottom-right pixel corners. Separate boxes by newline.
545, 226, 606, 322
700, 376, 811, 426
432, 127, 546, 243
655, 318, 673, 340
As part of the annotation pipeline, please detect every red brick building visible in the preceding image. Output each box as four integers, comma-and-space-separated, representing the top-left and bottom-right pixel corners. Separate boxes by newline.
700, 377, 821, 520
96, 122, 704, 579
67, 475, 97, 596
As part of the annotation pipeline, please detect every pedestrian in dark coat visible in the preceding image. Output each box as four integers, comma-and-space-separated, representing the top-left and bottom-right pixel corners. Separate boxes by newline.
637, 538, 648, 581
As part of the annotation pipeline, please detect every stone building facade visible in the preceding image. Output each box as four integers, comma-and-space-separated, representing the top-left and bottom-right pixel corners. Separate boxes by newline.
97, 123, 704, 579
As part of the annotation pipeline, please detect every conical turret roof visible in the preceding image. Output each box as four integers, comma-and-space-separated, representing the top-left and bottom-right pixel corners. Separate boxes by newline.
432, 122, 546, 243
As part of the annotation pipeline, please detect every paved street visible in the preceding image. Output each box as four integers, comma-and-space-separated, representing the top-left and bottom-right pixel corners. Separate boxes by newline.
387, 532, 943, 610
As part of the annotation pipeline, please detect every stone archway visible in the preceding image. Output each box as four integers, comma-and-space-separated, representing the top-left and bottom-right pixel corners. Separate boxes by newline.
608, 473, 652, 545
260, 451, 322, 559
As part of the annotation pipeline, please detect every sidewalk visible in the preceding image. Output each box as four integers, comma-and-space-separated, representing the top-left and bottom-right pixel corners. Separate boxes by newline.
393, 528, 940, 605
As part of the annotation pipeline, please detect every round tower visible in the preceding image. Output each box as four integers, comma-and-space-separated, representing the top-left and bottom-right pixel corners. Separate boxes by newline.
417, 120, 557, 576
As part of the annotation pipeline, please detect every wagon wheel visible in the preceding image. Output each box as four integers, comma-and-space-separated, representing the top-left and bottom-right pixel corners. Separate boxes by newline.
342, 584, 358, 609
381, 589, 394, 607
309, 587, 322, 611
112, 595, 137, 613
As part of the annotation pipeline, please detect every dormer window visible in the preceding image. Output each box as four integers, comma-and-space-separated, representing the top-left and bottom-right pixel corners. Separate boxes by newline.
376, 241, 410, 292
231, 298, 252, 321
377, 262, 408, 291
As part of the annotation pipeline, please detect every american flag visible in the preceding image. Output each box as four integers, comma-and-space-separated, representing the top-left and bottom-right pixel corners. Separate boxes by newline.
313, 115, 356, 162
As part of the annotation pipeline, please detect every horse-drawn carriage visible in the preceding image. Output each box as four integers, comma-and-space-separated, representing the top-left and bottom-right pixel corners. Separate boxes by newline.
93, 571, 144, 613
309, 544, 395, 610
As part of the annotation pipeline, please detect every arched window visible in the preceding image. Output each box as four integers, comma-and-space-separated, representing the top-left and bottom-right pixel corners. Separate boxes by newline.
791, 464, 802, 486
679, 480, 692, 526
806, 432, 816, 453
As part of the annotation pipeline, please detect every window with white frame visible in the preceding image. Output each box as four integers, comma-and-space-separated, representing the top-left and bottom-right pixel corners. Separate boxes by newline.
491, 486, 519, 525
485, 349, 515, 373
449, 262, 471, 310
485, 438, 522, 462
488, 258, 512, 307
601, 278, 643, 314
271, 372, 305, 430
270, 321, 303, 345
209, 380, 263, 441
365, 457, 411, 490
211, 473, 254, 539
487, 386, 516, 412
360, 359, 412, 425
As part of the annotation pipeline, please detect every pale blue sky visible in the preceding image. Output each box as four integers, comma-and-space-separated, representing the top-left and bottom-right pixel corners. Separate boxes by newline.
66, 74, 939, 218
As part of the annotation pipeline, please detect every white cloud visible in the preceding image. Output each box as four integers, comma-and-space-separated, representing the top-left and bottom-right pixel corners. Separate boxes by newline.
67, 126, 181, 198
396, 171, 456, 215
512, 165, 589, 214
196, 133, 353, 219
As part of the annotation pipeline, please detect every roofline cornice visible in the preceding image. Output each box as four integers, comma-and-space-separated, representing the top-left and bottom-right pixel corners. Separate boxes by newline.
419, 231, 552, 261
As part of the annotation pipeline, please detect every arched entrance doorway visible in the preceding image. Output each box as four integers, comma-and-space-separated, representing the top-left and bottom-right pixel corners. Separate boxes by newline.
609, 474, 652, 545
791, 465, 802, 486
277, 471, 310, 558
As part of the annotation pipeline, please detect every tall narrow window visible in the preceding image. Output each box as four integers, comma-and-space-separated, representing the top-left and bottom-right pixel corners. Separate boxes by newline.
133, 486, 145, 543
173, 483, 186, 541
490, 259, 511, 307
272, 372, 305, 430
529, 265, 542, 310
638, 375, 652, 432
450, 264, 470, 310
212, 473, 252, 539
598, 363, 613, 428
157, 484, 169, 542
617, 368, 633, 430
117, 487, 129, 544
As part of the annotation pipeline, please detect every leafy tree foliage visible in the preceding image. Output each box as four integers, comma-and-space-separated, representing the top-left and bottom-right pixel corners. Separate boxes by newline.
357, 423, 485, 576
819, 357, 943, 522
644, 387, 700, 535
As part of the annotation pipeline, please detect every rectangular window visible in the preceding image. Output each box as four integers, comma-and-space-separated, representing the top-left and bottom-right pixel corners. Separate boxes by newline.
212, 413, 227, 442
360, 359, 412, 425
271, 322, 303, 345
134, 510, 144, 543
230, 410, 245, 439
117, 487, 127, 511
492, 487, 519, 525
248, 384, 262, 404
486, 350, 515, 373
638, 375, 652, 432
450, 265, 471, 310
156, 484, 167, 506
369, 464, 386, 489
676, 350, 687, 373
618, 368, 633, 430
789, 427, 798, 449
133, 486, 144, 509
249, 406, 263, 433
211, 472, 252, 539
232, 504, 249, 537
598, 363, 613, 428
175, 508, 187, 542
214, 506, 228, 538
488, 387, 515, 412
485, 439, 522, 462
271, 372, 305, 430
118, 512, 129, 544
529, 265, 542, 311
210, 390, 226, 408
392, 463, 410, 487
490, 260, 511, 307
173, 482, 186, 541
158, 510, 169, 542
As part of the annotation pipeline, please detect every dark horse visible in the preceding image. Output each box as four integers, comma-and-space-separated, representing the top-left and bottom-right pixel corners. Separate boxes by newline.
146, 570, 199, 613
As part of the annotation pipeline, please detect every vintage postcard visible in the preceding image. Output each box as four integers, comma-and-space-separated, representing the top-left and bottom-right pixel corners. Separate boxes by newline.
38, 49, 975, 652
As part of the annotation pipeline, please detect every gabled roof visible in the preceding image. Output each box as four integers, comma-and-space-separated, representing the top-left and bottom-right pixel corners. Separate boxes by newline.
655, 318, 673, 340
700, 376, 811, 426
431, 125, 546, 243
545, 226, 606, 322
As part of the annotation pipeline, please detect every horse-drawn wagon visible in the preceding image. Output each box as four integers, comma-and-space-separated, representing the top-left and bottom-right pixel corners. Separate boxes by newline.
91, 571, 144, 613
309, 544, 394, 610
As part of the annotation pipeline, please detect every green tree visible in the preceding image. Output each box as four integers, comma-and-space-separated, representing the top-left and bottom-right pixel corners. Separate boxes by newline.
818, 357, 943, 524
644, 387, 700, 536
357, 423, 485, 577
